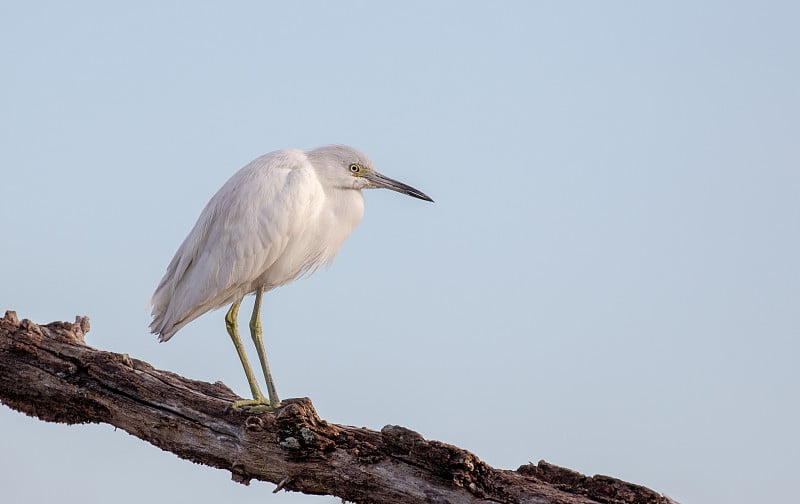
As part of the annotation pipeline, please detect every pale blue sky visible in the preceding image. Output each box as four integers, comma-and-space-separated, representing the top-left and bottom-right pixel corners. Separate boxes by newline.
2, 2, 798, 503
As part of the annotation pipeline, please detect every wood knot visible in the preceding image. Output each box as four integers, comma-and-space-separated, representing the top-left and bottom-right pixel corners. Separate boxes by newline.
3, 310, 20, 325
244, 414, 276, 432
20, 318, 44, 338
448, 451, 475, 472
72, 315, 91, 340
381, 425, 424, 455
274, 397, 320, 423
230, 463, 252, 485
275, 398, 337, 454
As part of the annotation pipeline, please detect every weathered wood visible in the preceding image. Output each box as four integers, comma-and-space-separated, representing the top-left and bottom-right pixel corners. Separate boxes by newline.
0, 310, 676, 504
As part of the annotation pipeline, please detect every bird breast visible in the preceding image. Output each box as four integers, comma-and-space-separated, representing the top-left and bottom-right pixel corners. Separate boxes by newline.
257, 183, 365, 289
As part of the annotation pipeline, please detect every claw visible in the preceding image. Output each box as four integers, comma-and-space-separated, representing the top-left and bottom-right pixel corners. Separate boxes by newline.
232, 398, 278, 412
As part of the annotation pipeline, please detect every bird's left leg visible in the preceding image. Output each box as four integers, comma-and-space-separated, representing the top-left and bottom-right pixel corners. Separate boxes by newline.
250, 286, 281, 408
225, 299, 271, 410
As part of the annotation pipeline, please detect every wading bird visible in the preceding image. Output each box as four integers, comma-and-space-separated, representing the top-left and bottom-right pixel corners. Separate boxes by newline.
149, 145, 433, 409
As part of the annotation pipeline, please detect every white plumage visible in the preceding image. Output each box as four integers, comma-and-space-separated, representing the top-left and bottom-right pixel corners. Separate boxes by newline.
149, 145, 432, 409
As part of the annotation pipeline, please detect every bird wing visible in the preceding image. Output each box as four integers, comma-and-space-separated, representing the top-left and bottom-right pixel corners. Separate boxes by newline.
150, 150, 324, 340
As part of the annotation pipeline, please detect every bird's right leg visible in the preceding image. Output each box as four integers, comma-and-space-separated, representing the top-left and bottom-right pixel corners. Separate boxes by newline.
225, 299, 271, 409
249, 286, 280, 408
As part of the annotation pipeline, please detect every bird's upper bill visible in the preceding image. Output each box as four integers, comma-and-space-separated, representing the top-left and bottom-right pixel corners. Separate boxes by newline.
364, 172, 434, 202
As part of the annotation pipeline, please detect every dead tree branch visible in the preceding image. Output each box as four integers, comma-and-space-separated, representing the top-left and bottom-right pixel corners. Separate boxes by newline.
0, 310, 675, 504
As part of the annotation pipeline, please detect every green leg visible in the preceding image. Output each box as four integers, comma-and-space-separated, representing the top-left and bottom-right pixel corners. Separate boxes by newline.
225, 299, 271, 409
249, 287, 281, 408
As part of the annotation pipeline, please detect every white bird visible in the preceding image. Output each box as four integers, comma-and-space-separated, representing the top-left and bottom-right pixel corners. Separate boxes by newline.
149, 145, 433, 410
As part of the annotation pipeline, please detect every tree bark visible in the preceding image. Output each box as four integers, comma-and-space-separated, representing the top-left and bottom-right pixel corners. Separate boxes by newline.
0, 310, 676, 504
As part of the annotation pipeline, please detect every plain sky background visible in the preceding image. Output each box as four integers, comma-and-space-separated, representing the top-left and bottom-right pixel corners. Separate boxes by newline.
2, 2, 798, 503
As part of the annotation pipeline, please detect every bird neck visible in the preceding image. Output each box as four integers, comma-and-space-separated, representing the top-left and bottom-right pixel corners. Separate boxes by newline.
325, 188, 365, 232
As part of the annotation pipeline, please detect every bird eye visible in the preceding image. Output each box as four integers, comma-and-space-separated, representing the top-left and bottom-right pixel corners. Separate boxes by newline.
349, 163, 361, 174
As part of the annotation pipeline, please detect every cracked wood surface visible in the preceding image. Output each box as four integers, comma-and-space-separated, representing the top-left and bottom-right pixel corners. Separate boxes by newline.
0, 310, 676, 504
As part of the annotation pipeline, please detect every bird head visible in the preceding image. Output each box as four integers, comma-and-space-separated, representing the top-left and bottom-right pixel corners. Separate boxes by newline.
308, 145, 434, 202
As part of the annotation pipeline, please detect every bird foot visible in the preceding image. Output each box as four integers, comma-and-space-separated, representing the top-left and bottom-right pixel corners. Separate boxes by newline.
232, 398, 280, 412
